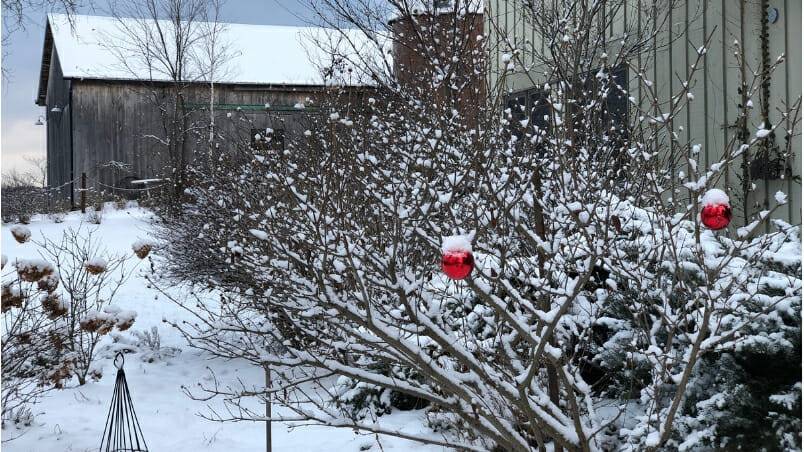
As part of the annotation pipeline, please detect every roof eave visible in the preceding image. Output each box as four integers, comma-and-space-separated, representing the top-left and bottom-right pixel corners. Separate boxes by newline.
35, 20, 53, 106
59, 76, 377, 91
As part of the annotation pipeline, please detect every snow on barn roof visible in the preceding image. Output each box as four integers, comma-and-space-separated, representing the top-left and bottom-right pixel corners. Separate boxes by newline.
37, 13, 377, 104
387, 0, 484, 23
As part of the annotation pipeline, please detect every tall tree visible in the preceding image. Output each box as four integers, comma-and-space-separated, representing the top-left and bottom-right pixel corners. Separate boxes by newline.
105, 0, 229, 204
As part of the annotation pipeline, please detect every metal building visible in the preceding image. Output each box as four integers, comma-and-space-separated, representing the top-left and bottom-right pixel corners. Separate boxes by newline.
487, 0, 801, 225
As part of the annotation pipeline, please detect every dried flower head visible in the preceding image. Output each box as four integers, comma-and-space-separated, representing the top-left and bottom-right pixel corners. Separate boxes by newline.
37, 272, 60, 292
42, 293, 68, 319
48, 331, 65, 351
16, 332, 32, 345
116, 317, 135, 331
79, 311, 116, 335
89, 368, 103, 382
10, 225, 31, 244
1, 284, 24, 312
84, 258, 108, 275
16, 259, 55, 282
132, 240, 153, 259
46, 362, 73, 389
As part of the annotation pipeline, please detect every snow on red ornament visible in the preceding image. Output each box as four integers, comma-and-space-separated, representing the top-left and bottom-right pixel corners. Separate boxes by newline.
700, 188, 732, 230
441, 234, 474, 280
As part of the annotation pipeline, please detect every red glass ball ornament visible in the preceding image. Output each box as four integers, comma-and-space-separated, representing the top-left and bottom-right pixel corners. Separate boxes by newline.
441, 250, 474, 280
701, 203, 732, 230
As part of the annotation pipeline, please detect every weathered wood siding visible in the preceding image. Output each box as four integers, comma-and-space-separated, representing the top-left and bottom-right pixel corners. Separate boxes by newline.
488, 0, 801, 225
44, 47, 73, 202
63, 81, 334, 198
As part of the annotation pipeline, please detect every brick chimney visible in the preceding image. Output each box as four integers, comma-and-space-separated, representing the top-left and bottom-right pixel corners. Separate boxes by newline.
389, 1, 485, 126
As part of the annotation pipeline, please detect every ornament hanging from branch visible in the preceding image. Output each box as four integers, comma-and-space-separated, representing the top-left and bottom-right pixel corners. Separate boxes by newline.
700, 188, 732, 230
441, 233, 474, 280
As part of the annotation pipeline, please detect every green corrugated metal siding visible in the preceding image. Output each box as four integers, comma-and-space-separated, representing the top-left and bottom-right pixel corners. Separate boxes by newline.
488, 0, 801, 225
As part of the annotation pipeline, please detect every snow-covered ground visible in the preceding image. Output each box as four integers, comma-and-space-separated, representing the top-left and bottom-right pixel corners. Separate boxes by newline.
2, 206, 446, 451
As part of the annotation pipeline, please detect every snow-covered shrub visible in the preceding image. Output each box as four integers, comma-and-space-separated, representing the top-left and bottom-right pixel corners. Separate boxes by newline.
131, 326, 180, 363
9, 225, 31, 244
1, 257, 71, 422
333, 364, 430, 420
334, 376, 392, 420
585, 215, 801, 450
1, 187, 57, 225
50, 212, 66, 223
152, 0, 801, 450
84, 208, 103, 225
3, 225, 139, 422
1, 172, 71, 224
132, 239, 154, 259
32, 226, 137, 385
664, 222, 801, 451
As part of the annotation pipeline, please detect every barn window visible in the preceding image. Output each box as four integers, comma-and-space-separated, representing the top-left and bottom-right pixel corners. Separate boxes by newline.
251, 128, 284, 151
501, 94, 527, 139
503, 64, 629, 142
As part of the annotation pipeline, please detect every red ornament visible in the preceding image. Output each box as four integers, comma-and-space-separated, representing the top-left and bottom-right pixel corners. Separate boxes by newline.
441, 250, 474, 280
701, 203, 732, 230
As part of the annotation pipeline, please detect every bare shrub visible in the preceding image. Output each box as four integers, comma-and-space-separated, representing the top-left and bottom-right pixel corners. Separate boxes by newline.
1, 259, 70, 422
35, 226, 138, 385
2, 223, 141, 425
2, 168, 70, 224
153, 0, 801, 450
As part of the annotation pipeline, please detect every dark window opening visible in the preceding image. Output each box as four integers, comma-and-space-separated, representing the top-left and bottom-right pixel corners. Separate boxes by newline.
504, 94, 528, 139
251, 128, 284, 151
504, 64, 629, 144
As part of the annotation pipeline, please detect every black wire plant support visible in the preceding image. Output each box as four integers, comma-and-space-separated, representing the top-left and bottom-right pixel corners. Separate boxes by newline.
99, 352, 149, 452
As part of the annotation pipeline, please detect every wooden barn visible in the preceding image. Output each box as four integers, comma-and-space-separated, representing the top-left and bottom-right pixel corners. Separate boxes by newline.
36, 14, 374, 202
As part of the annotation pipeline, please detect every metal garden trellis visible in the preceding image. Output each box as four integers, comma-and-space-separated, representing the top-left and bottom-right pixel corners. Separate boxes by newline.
99, 352, 149, 452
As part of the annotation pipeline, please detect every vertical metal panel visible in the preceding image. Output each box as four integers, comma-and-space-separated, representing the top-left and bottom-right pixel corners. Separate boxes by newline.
759, 0, 793, 222
486, 0, 800, 224
785, 0, 802, 222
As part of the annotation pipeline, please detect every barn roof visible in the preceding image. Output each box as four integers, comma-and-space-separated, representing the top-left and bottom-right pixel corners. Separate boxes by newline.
37, 14, 379, 105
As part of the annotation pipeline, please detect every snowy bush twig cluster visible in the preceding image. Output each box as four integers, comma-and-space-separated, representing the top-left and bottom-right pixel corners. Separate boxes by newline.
2, 225, 139, 427
151, 0, 801, 450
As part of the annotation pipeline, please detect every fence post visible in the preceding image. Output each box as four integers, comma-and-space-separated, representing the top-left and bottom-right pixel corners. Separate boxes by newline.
265, 364, 272, 452
80, 172, 87, 213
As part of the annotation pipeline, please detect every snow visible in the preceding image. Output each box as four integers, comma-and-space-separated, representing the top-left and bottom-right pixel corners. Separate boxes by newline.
47, 13, 377, 86
1, 207, 447, 452
84, 256, 108, 270
701, 188, 729, 206
9, 225, 31, 243
130, 178, 163, 185
249, 229, 270, 241
756, 127, 772, 138
775, 191, 788, 204
14, 258, 54, 274
388, 0, 484, 22
441, 233, 473, 252
645, 431, 661, 446
132, 238, 155, 250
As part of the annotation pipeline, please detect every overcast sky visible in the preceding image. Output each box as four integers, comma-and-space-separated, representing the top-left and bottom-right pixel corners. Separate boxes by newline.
1, 0, 311, 176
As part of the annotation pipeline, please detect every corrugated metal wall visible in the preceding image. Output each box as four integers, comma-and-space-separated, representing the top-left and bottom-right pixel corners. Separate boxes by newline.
488, 0, 801, 225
